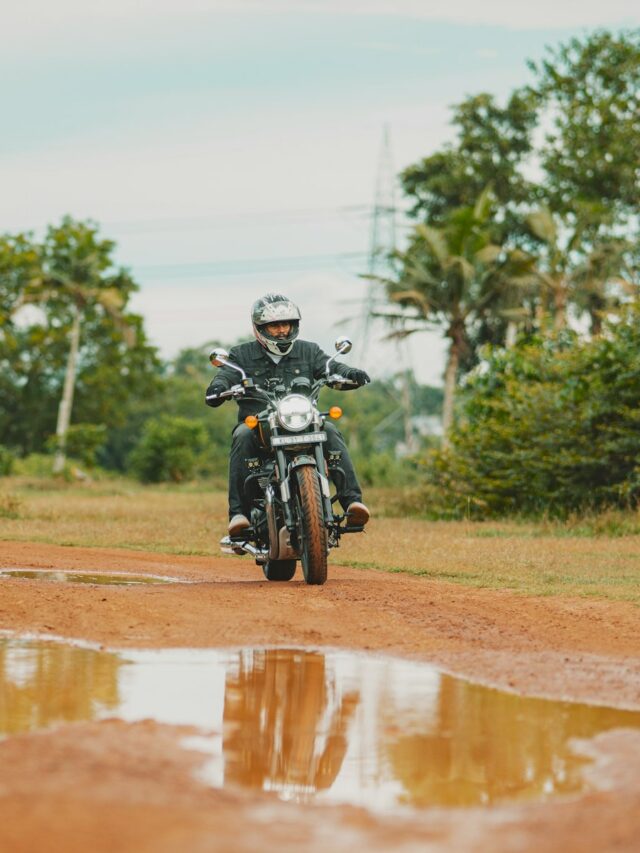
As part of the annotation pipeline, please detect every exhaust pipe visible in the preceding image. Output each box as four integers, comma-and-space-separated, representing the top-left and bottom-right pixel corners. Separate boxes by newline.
220, 536, 268, 561
243, 542, 269, 559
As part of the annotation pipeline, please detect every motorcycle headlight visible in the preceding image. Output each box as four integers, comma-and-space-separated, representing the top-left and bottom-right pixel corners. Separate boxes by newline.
276, 394, 314, 432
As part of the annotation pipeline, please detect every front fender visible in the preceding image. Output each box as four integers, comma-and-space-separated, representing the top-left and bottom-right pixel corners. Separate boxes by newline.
289, 454, 316, 470
287, 454, 331, 503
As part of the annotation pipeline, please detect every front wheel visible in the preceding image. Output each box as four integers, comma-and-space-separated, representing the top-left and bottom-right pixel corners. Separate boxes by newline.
295, 465, 328, 585
262, 559, 296, 581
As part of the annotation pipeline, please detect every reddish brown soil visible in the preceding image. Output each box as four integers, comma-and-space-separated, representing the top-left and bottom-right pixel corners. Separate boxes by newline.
1, 539, 640, 852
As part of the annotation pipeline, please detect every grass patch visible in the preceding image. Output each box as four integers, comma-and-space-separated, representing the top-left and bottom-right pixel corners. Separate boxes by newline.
1, 478, 639, 604
0, 493, 23, 519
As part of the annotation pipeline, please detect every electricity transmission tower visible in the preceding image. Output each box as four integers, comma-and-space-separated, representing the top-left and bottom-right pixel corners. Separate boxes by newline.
360, 126, 416, 453
360, 124, 396, 358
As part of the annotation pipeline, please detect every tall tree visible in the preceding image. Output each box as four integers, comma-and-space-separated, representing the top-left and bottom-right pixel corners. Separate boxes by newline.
0, 220, 161, 461
530, 29, 640, 232
0, 235, 43, 452
34, 220, 139, 471
376, 191, 536, 441
401, 90, 538, 241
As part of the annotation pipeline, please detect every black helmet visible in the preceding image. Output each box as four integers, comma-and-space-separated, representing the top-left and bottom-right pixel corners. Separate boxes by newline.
251, 293, 301, 356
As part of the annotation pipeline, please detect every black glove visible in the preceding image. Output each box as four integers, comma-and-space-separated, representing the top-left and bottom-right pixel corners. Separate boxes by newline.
347, 368, 371, 386
205, 383, 227, 408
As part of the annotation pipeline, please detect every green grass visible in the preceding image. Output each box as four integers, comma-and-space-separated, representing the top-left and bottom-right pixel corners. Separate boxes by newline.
1, 477, 640, 604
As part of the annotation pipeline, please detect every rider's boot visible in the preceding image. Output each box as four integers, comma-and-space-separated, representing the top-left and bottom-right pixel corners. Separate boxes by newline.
228, 514, 251, 536
346, 501, 370, 526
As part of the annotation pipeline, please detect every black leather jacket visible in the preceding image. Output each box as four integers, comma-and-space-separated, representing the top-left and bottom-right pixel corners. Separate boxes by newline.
205, 339, 353, 422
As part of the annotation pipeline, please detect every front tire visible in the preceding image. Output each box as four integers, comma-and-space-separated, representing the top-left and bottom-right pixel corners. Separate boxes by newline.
295, 465, 328, 585
262, 559, 296, 581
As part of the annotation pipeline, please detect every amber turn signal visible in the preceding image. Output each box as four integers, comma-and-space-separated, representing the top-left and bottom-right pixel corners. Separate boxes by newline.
244, 415, 259, 429
329, 406, 342, 419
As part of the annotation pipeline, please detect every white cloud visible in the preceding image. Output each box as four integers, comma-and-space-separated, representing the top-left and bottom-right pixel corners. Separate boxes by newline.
272, 0, 638, 28
2, 0, 638, 53
0, 95, 450, 231
258, 0, 637, 28
0, 101, 449, 381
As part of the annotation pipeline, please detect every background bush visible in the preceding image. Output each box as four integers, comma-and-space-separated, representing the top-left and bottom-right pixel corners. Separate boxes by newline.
415, 307, 640, 518
129, 415, 208, 483
0, 445, 14, 476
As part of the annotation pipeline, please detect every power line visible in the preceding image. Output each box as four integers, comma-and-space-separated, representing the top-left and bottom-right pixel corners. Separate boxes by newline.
134, 250, 369, 279
105, 203, 377, 235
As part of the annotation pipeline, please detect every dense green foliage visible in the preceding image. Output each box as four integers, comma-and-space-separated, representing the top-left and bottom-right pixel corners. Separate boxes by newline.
531, 30, 640, 225
392, 26, 640, 519
47, 424, 108, 469
128, 415, 208, 483
0, 445, 14, 476
417, 306, 640, 517
383, 29, 640, 463
0, 219, 161, 458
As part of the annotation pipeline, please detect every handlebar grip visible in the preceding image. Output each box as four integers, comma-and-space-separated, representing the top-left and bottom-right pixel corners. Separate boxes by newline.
206, 387, 242, 402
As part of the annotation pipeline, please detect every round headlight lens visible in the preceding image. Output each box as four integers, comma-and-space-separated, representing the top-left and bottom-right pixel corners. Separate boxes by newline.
276, 394, 313, 432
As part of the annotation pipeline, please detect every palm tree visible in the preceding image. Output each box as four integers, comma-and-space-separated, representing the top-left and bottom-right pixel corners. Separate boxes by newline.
572, 237, 637, 335
527, 207, 635, 335
16, 219, 136, 473
375, 190, 535, 443
526, 207, 575, 331
50, 283, 133, 474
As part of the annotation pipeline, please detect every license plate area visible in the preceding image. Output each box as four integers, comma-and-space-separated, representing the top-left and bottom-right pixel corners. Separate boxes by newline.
271, 432, 327, 447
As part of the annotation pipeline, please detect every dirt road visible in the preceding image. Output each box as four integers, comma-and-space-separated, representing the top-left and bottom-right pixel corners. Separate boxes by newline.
1, 539, 639, 852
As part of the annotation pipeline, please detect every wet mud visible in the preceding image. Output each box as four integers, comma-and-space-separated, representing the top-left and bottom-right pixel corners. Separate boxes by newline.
0, 568, 178, 585
1, 539, 640, 851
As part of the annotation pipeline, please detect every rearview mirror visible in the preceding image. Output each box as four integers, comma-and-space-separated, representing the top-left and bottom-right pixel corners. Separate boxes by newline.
334, 336, 352, 354
209, 348, 248, 382
209, 348, 230, 367
325, 336, 353, 375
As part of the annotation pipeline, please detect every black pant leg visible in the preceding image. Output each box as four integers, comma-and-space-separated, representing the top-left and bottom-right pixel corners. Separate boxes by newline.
228, 424, 262, 518
323, 421, 362, 512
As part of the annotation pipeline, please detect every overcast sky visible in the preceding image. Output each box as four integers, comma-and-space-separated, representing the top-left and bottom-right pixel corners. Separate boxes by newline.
2, 1, 638, 384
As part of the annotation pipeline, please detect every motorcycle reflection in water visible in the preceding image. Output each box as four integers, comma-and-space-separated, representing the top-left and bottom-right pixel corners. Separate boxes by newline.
222, 649, 359, 797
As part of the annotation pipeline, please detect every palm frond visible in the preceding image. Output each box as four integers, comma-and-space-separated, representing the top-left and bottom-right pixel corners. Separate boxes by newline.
475, 244, 502, 265
472, 185, 494, 222
390, 289, 431, 317
527, 207, 557, 245
415, 223, 448, 266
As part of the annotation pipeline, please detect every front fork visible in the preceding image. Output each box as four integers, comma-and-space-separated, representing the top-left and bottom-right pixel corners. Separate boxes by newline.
277, 441, 361, 550
275, 445, 333, 531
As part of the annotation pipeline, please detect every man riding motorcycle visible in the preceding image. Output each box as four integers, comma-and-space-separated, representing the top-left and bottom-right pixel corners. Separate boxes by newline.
205, 293, 371, 537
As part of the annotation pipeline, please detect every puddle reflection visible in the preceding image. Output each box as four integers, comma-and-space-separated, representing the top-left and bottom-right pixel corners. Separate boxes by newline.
223, 650, 359, 796
0, 640, 121, 735
0, 570, 175, 585
1, 639, 639, 809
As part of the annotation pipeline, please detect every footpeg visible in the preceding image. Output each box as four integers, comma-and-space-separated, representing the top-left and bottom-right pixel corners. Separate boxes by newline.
220, 535, 269, 561
220, 535, 246, 556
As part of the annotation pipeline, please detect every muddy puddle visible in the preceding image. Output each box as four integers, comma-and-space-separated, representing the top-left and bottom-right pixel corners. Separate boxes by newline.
0, 569, 177, 585
2, 638, 639, 809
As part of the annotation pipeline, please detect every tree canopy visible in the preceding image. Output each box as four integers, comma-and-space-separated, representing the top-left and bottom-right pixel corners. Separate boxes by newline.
0, 218, 161, 458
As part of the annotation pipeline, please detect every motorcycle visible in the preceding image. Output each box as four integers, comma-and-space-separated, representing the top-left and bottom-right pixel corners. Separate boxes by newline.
208, 337, 366, 585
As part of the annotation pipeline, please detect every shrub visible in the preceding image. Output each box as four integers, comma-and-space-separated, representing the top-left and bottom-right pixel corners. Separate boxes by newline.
421, 307, 640, 517
0, 445, 14, 476
46, 424, 107, 468
128, 416, 207, 483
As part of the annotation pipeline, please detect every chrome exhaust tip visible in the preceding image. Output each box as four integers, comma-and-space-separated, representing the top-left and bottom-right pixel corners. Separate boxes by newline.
220, 536, 269, 561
